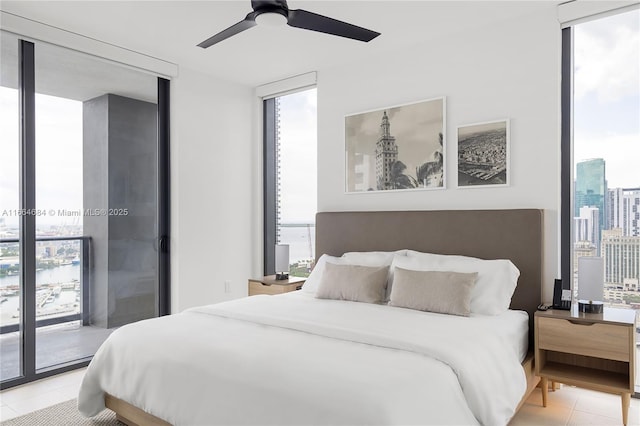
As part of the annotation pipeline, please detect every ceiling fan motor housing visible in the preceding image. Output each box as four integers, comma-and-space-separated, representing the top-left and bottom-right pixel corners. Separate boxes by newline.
198, 0, 380, 48
252, 0, 290, 14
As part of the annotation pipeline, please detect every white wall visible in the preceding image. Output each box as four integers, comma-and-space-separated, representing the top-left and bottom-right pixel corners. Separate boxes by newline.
171, 67, 254, 312
317, 8, 561, 303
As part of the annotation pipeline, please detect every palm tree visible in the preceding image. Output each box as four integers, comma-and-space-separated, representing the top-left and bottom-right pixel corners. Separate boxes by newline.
416, 133, 444, 187
390, 161, 417, 189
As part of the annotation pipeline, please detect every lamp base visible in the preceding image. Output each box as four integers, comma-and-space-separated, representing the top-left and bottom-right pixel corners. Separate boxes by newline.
275, 273, 289, 280
578, 300, 604, 314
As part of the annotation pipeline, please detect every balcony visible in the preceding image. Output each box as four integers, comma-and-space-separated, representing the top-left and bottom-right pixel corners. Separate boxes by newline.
0, 236, 114, 382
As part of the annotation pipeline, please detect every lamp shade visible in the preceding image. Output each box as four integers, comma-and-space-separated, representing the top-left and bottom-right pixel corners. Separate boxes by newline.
275, 244, 290, 273
578, 256, 604, 302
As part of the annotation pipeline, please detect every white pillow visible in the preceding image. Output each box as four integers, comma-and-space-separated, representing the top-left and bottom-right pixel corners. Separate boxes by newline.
341, 250, 407, 264
394, 250, 520, 315
301, 254, 340, 294
302, 251, 406, 295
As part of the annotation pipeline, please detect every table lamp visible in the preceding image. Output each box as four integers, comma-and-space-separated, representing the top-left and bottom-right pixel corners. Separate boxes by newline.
577, 256, 604, 314
275, 244, 290, 280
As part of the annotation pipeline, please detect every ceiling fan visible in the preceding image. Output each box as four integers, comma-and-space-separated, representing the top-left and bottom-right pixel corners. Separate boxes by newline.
197, 0, 381, 48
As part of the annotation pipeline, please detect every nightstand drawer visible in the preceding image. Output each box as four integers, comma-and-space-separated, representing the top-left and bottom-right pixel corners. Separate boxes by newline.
249, 281, 286, 295
248, 279, 304, 296
537, 317, 630, 362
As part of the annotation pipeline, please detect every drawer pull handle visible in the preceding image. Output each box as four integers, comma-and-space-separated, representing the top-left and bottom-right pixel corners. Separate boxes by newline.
567, 320, 594, 326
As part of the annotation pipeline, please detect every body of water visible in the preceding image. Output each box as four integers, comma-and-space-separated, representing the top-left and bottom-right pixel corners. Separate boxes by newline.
1, 288, 79, 326
0, 264, 81, 288
0, 264, 82, 326
278, 225, 315, 264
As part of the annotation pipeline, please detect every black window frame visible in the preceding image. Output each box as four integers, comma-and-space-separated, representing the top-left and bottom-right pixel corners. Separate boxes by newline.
263, 97, 277, 275
560, 27, 573, 291
0, 38, 171, 390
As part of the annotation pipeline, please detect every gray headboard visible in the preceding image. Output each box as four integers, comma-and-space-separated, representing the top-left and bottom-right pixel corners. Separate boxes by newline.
315, 209, 543, 346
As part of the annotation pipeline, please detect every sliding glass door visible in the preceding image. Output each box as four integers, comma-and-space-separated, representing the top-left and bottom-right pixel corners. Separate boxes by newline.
0, 33, 170, 387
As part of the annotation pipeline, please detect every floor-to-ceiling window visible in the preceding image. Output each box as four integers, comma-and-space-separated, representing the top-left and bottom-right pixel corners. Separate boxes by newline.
562, 7, 640, 393
0, 32, 22, 382
263, 87, 317, 277
0, 33, 170, 388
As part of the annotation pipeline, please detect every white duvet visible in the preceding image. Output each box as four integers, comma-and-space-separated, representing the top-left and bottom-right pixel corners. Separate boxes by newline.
78, 292, 527, 426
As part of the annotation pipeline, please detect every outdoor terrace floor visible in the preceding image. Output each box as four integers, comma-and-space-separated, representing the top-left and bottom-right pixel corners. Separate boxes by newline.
0, 322, 113, 382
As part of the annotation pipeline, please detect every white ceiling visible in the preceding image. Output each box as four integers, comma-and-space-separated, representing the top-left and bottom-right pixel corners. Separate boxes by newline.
0, 30, 158, 102
0, 1, 559, 88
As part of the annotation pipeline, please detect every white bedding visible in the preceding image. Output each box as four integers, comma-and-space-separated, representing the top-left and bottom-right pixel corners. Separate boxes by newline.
78, 292, 528, 425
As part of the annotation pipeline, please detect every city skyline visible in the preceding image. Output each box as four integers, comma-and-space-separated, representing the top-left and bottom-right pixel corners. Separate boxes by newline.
573, 157, 639, 238
573, 155, 639, 309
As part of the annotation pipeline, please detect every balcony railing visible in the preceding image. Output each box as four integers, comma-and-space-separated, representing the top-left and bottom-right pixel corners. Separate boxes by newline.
0, 236, 91, 334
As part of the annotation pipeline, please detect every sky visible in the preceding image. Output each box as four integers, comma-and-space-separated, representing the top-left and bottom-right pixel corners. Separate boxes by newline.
457, 120, 506, 140
277, 88, 317, 223
0, 88, 83, 229
573, 8, 640, 189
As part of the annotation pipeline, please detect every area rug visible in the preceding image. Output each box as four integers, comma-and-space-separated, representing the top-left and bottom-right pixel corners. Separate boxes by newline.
1, 399, 122, 426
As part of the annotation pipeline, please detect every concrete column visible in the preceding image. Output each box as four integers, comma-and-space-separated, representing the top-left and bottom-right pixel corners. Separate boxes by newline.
83, 94, 158, 328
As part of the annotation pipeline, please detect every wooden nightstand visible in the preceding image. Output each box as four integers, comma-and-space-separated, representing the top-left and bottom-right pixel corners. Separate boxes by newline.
248, 275, 306, 296
535, 307, 636, 425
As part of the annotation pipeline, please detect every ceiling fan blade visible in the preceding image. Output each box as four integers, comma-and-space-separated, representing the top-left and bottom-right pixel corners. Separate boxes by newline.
287, 9, 380, 42
197, 13, 257, 48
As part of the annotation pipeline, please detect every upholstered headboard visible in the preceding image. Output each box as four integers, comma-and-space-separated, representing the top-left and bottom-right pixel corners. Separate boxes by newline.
315, 209, 543, 346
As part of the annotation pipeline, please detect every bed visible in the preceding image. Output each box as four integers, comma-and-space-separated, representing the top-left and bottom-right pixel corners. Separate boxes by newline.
78, 209, 543, 425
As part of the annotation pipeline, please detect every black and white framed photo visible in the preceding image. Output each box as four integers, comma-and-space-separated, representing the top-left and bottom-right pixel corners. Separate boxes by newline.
345, 97, 445, 193
457, 119, 509, 188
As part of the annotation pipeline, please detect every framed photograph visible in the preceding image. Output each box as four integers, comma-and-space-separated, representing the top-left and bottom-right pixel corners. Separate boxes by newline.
345, 97, 445, 193
456, 119, 509, 188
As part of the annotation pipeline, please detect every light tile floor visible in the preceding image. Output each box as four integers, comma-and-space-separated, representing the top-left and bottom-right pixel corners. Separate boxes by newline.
1, 370, 638, 425
0, 368, 86, 422
510, 386, 640, 426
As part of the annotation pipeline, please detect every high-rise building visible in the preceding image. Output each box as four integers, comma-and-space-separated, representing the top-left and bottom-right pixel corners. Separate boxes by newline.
573, 240, 597, 274
375, 111, 398, 190
602, 228, 640, 285
275, 97, 282, 242
575, 206, 601, 254
607, 187, 640, 236
575, 158, 606, 234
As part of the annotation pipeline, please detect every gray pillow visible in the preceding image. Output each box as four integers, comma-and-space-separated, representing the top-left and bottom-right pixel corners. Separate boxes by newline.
389, 267, 478, 316
315, 262, 390, 304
